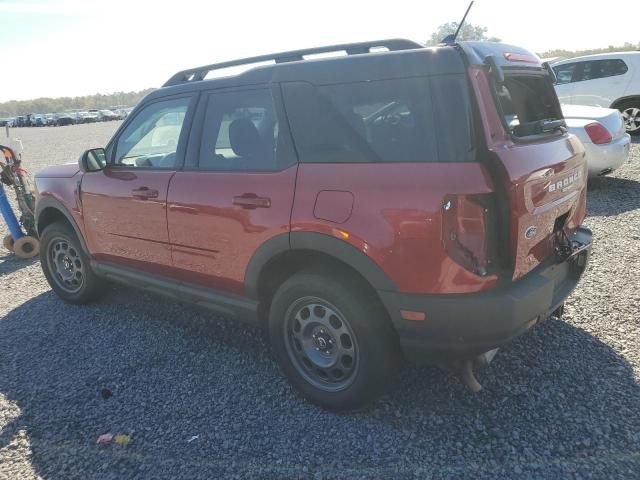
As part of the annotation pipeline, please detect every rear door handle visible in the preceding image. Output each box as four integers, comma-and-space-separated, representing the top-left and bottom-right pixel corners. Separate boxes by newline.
232, 193, 271, 209
132, 187, 159, 199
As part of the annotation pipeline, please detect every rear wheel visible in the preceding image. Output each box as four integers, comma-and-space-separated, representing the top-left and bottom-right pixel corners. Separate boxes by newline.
40, 221, 101, 303
269, 271, 401, 411
619, 100, 640, 135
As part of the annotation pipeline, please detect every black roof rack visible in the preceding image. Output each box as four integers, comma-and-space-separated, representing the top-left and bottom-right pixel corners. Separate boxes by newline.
163, 38, 423, 87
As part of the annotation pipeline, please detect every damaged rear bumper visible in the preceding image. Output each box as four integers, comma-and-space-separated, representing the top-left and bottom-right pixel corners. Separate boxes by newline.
379, 227, 592, 363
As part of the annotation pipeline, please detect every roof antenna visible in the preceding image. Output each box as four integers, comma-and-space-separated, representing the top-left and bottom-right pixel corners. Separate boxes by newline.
441, 1, 474, 44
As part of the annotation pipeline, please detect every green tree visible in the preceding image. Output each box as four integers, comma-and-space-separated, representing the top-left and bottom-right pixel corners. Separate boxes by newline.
0, 89, 156, 117
425, 22, 501, 46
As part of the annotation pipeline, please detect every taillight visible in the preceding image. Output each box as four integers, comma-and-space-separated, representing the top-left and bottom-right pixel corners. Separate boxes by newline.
441, 194, 491, 276
584, 122, 612, 145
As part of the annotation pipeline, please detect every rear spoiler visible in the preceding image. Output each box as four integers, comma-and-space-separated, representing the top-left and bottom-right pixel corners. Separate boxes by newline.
483, 55, 557, 85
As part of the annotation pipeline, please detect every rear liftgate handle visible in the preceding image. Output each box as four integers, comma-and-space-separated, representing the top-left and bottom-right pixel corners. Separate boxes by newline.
232, 193, 271, 209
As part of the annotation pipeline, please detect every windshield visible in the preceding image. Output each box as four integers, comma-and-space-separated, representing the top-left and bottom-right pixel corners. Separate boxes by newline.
494, 75, 564, 139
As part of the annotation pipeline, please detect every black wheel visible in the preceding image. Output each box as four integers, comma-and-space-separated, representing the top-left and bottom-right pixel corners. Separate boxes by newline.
619, 100, 640, 135
269, 271, 401, 411
40, 221, 101, 303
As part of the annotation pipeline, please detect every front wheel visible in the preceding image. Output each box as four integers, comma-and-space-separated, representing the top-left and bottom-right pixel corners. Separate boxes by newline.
40, 221, 101, 303
269, 271, 401, 411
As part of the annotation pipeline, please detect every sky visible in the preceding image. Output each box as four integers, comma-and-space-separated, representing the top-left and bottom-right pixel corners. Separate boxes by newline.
1, 0, 638, 102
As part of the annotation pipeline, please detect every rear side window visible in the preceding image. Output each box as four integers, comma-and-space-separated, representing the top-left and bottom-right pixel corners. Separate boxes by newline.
198, 89, 294, 171
494, 75, 563, 139
282, 76, 475, 163
576, 59, 628, 81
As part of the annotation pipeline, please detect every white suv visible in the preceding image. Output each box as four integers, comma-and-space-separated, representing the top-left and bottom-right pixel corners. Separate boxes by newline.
552, 52, 640, 134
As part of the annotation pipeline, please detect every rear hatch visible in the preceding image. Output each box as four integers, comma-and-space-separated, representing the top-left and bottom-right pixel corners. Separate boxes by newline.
463, 42, 588, 280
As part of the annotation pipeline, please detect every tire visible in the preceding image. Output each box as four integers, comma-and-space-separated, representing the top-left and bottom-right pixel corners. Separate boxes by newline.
3, 234, 14, 252
39, 221, 101, 303
13, 236, 39, 258
618, 100, 640, 135
269, 270, 401, 411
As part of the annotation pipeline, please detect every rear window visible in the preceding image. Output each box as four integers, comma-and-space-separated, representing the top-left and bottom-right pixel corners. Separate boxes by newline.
282, 75, 475, 163
494, 75, 564, 139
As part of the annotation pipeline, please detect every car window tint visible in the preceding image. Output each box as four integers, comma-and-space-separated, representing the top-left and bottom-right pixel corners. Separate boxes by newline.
198, 89, 285, 171
282, 76, 474, 163
114, 97, 190, 169
578, 59, 628, 81
553, 63, 577, 85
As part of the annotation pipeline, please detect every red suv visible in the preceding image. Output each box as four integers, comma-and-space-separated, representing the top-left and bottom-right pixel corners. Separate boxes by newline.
34, 39, 592, 410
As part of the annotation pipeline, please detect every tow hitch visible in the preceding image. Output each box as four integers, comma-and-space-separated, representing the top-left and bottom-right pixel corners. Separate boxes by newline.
554, 227, 592, 266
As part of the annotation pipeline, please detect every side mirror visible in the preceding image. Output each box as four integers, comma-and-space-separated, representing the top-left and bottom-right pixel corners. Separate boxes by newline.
79, 148, 107, 172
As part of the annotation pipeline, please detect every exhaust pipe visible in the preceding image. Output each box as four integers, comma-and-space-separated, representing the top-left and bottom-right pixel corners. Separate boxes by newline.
459, 348, 499, 392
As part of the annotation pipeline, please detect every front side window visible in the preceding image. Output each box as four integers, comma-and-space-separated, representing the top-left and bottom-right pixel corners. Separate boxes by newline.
553, 63, 578, 84
282, 75, 475, 163
577, 59, 628, 81
114, 97, 190, 168
198, 89, 290, 171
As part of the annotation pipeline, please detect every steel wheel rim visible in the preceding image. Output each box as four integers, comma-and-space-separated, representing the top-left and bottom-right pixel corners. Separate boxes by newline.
622, 107, 640, 133
47, 236, 84, 294
284, 297, 359, 392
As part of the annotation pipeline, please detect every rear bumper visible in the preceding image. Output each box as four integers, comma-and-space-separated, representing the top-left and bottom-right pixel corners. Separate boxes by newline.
379, 227, 592, 363
585, 134, 630, 177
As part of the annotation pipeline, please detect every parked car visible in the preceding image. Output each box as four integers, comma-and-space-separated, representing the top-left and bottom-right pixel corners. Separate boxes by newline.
114, 108, 130, 119
551, 52, 640, 134
54, 113, 75, 127
15, 116, 26, 127
34, 39, 592, 410
78, 111, 98, 123
0, 118, 7, 127
97, 109, 118, 122
31, 114, 46, 127
562, 105, 630, 177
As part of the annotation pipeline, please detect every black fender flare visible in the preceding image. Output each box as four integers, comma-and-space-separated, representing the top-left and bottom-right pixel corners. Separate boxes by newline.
244, 231, 396, 299
35, 196, 89, 253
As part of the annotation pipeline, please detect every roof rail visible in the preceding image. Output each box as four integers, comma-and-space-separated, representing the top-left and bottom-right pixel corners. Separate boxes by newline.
163, 38, 423, 87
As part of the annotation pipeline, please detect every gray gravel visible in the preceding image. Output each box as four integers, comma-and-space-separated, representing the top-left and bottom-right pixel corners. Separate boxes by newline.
1, 124, 639, 479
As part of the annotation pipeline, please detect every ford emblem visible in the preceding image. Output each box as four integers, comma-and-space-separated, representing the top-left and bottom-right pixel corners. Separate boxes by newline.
525, 226, 537, 239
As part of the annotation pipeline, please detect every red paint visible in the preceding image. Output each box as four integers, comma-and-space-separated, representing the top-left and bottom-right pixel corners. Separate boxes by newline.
166, 166, 297, 293
291, 162, 499, 294
80, 167, 175, 269
36, 65, 588, 302
468, 66, 588, 279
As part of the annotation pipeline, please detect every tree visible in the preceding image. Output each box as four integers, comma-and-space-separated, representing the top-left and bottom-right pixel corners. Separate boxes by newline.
425, 22, 501, 46
0, 89, 156, 117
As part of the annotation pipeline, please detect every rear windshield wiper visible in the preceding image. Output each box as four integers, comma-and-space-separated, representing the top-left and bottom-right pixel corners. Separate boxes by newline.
513, 119, 566, 137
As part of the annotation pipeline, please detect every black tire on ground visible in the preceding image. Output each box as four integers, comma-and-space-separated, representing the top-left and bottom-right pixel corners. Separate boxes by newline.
269, 270, 401, 411
39, 221, 101, 303
618, 100, 640, 135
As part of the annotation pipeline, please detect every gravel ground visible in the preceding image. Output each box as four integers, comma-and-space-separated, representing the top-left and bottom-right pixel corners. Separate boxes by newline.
0, 124, 639, 479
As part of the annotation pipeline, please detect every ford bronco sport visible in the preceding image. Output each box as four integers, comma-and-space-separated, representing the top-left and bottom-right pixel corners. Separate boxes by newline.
35, 39, 592, 410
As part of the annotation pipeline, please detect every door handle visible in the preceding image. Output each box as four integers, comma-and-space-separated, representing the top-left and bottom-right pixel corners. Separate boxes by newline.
168, 204, 199, 214
132, 187, 159, 199
232, 193, 271, 209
